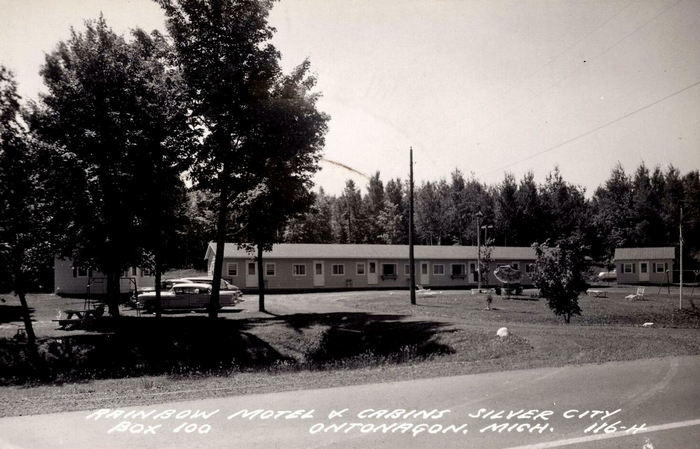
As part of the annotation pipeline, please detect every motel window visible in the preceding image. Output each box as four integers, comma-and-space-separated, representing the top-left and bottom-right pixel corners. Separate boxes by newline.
265, 263, 276, 276
293, 264, 306, 276
623, 263, 633, 273
248, 262, 256, 275
332, 264, 345, 275
404, 264, 410, 276
433, 264, 445, 275
511, 262, 520, 271
451, 264, 466, 276
640, 263, 648, 274
132, 267, 137, 276
356, 263, 365, 275
421, 264, 428, 275
315, 263, 323, 275
227, 263, 238, 276
382, 263, 397, 276
369, 262, 376, 274
653, 263, 665, 273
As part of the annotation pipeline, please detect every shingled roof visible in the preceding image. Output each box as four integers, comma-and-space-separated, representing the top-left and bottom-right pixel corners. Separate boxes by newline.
205, 243, 536, 261
614, 247, 675, 260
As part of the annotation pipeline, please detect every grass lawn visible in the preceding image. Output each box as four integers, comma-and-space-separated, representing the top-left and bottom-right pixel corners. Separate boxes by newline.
0, 287, 698, 417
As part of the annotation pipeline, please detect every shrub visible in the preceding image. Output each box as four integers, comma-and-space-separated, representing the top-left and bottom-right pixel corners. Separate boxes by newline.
531, 236, 589, 323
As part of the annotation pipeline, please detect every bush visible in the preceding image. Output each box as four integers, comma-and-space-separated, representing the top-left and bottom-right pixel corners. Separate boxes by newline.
531, 237, 589, 323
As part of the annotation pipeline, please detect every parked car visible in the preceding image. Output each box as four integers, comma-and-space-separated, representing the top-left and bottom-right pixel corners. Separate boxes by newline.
597, 269, 617, 282
135, 282, 243, 313
167, 276, 243, 298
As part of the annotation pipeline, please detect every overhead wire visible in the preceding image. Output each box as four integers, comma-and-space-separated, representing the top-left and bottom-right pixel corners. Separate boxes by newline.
485, 78, 700, 174
469, 0, 686, 144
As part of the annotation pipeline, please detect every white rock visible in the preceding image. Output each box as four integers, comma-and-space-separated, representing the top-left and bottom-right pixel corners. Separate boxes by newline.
497, 327, 509, 338
642, 322, 654, 328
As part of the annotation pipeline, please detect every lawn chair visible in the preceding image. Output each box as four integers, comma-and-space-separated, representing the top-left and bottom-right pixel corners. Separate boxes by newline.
625, 287, 645, 301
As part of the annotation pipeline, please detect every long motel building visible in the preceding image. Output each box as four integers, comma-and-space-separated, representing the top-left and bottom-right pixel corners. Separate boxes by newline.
205, 243, 538, 292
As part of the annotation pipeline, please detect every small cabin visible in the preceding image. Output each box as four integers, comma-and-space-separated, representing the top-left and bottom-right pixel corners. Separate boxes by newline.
54, 258, 155, 296
614, 247, 675, 284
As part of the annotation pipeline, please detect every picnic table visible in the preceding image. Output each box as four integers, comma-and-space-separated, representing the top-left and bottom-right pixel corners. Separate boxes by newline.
587, 289, 607, 298
53, 305, 105, 329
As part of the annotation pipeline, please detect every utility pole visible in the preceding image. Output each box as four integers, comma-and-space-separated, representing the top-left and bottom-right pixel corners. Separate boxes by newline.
476, 211, 483, 291
409, 147, 416, 305
680, 207, 683, 310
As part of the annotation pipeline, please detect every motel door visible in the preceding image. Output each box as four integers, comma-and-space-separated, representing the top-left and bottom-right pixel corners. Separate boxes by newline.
639, 261, 649, 282
367, 260, 378, 285
420, 262, 430, 286
245, 261, 258, 287
313, 261, 325, 287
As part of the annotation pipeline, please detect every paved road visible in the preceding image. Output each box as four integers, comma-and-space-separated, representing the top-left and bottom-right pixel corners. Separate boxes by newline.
1, 356, 699, 449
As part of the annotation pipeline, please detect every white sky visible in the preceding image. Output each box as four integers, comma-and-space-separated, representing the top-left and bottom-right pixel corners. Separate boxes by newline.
1, 0, 699, 196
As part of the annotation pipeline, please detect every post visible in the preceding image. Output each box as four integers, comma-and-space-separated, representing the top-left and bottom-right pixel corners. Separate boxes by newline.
409, 147, 416, 305
679, 207, 683, 310
476, 211, 483, 291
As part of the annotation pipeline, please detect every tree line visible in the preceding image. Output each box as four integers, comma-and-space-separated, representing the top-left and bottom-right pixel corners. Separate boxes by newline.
280, 164, 700, 267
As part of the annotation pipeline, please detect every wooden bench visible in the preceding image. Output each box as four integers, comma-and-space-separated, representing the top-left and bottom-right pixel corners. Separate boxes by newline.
587, 289, 607, 298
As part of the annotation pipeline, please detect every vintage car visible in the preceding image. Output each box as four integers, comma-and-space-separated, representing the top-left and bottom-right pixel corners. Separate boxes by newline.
168, 276, 243, 296
135, 282, 243, 313
597, 269, 617, 282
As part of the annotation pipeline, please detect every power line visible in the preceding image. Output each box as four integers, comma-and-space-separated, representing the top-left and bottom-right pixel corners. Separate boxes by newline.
467, 0, 636, 124
468, 0, 685, 142
486, 78, 700, 174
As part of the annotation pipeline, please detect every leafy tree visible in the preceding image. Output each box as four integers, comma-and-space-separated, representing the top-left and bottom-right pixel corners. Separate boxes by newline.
337, 180, 364, 243
283, 188, 335, 243
514, 171, 542, 246
125, 29, 194, 318
0, 66, 43, 347
531, 237, 589, 323
630, 163, 664, 247
236, 61, 328, 312
376, 200, 402, 244
30, 18, 167, 316
590, 164, 634, 262
362, 172, 385, 243
681, 171, 700, 265
160, 0, 329, 317
495, 173, 519, 246
539, 167, 588, 242
179, 189, 216, 269
447, 169, 470, 245
415, 180, 451, 245
384, 178, 407, 244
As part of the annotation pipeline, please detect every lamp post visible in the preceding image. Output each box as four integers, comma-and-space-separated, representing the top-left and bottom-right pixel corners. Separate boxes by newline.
481, 224, 493, 245
481, 224, 493, 286
476, 211, 483, 291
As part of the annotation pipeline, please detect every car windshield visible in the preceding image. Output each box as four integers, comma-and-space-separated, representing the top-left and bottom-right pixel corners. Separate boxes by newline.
188, 279, 233, 290
162, 278, 234, 290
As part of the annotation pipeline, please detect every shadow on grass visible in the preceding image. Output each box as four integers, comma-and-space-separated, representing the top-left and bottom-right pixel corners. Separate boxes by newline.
248, 312, 454, 365
0, 305, 32, 324
0, 312, 453, 385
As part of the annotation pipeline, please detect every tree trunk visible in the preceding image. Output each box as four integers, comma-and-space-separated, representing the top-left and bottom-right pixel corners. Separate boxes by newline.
14, 273, 37, 348
209, 189, 228, 319
154, 254, 162, 319
256, 243, 265, 312
106, 269, 121, 317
